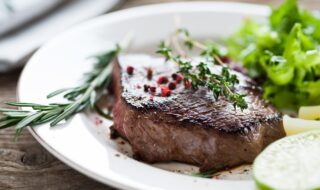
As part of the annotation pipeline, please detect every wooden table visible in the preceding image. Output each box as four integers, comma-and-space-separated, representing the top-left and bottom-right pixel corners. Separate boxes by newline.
0, 0, 316, 189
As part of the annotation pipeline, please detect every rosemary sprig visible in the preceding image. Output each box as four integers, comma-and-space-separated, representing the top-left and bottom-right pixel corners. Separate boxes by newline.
0, 46, 120, 137
157, 29, 248, 110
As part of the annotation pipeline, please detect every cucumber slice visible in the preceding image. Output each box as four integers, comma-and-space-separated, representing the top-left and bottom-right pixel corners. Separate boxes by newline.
253, 130, 320, 190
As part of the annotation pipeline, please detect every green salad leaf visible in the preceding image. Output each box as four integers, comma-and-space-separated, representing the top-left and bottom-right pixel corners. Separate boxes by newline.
228, 0, 320, 110
270, 0, 300, 34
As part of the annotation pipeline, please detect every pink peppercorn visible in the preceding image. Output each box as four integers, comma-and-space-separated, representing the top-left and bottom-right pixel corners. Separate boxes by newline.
161, 86, 171, 97
172, 73, 183, 83
157, 76, 169, 84
150, 86, 156, 93
126, 66, 134, 75
184, 80, 192, 89
147, 68, 153, 80
168, 82, 176, 90
144, 84, 150, 92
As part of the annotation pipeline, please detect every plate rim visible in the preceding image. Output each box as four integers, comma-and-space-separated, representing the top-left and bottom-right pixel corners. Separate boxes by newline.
17, 1, 270, 189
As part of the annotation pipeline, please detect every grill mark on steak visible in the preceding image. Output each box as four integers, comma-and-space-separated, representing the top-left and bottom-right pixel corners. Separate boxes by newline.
112, 54, 286, 172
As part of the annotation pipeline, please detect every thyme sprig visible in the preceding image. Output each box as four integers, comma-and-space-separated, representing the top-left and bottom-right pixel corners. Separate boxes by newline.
176, 28, 227, 65
0, 46, 120, 137
157, 29, 248, 110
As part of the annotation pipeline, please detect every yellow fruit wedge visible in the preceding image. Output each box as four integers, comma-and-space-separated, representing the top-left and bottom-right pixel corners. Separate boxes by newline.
283, 115, 320, 136
299, 105, 320, 120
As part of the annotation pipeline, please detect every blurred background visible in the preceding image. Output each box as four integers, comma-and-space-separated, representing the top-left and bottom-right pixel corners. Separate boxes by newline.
0, 0, 317, 189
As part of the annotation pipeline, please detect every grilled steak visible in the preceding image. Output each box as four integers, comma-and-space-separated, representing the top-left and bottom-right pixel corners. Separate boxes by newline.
112, 54, 285, 172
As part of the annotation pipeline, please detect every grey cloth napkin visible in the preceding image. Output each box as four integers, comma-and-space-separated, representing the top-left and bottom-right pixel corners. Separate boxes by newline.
0, 0, 122, 72
0, 0, 66, 36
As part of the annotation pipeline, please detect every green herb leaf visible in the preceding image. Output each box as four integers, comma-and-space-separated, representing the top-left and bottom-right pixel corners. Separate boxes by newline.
0, 47, 119, 137
270, 0, 300, 34
15, 112, 44, 130
157, 31, 248, 110
0, 118, 20, 129
228, 0, 320, 110
191, 170, 217, 178
47, 88, 73, 99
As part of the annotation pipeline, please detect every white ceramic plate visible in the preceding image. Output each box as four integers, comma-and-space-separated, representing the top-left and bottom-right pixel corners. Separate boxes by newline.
18, 2, 270, 190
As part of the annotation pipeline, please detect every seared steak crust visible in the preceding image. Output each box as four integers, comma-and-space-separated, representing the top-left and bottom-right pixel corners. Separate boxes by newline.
112, 54, 285, 172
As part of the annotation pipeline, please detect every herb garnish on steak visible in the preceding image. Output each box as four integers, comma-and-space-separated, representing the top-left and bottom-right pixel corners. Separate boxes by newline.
112, 54, 285, 172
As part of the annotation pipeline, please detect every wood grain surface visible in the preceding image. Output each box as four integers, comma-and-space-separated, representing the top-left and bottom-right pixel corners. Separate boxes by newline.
0, 0, 317, 189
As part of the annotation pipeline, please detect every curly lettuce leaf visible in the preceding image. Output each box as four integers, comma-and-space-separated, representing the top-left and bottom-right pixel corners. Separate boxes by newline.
227, 0, 320, 110
270, 0, 300, 34
301, 10, 320, 41
260, 53, 294, 85
227, 20, 279, 78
